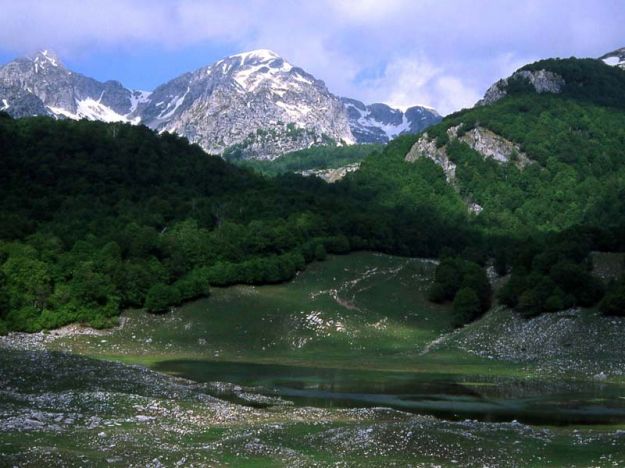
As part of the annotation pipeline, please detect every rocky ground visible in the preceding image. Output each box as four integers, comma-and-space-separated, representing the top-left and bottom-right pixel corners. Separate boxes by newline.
426, 306, 625, 381
2, 325, 625, 466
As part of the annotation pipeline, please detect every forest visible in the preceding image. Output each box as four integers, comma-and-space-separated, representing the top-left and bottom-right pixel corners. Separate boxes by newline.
0, 113, 476, 332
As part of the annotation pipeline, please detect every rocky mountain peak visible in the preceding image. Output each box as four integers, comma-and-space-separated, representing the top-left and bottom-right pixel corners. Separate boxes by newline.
138, 49, 354, 159
341, 97, 441, 144
0, 49, 442, 159
0, 49, 135, 121
29, 49, 63, 70
477, 69, 565, 106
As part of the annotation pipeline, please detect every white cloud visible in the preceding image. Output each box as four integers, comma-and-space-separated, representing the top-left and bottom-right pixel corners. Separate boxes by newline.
433, 76, 482, 115
327, 0, 413, 23
352, 56, 480, 115
0, 0, 623, 113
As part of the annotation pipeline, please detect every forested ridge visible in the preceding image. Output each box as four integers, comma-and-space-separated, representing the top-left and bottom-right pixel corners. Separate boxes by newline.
0, 113, 473, 332
2, 57, 625, 333
347, 58, 625, 320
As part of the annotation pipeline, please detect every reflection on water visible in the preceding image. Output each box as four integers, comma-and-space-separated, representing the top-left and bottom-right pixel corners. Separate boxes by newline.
154, 359, 625, 425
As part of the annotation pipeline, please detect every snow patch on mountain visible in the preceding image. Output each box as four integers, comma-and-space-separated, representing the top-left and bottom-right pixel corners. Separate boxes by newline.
342, 98, 441, 144
129, 90, 151, 114
600, 47, 625, 70
158, 87, 189, 120
48, 97, 129, 123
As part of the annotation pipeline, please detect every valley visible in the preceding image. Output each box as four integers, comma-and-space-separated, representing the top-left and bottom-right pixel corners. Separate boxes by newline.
3, 253, 625, 465
1, 10, 625, 463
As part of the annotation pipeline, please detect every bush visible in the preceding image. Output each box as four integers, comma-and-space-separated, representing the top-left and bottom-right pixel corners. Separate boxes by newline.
5, 306, 41, 332
453, 287, 481, 327
599, 283, 625, 316
314, 244, 327, 261
144, 283, 181, 313
429, 257, 491, 313
174, 268, 211, 302
88, 314, 119, 329
427, 282, 446, 303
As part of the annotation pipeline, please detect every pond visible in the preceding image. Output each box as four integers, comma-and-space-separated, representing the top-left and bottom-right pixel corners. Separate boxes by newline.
155, 358, 625, 426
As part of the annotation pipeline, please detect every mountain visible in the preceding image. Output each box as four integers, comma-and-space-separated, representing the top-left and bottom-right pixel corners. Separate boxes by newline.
341, 97, 441, 144
2, 53, 625, 332
0, 50, 149, 121
600, 47, 625, 69
133, 49, 354, 160
403, 56, 625, 231
0, 49, 441, 160
344, 56, 625, 318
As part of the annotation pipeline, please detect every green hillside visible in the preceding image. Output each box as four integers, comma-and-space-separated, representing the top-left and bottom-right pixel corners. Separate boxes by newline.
0, 114, 467, 333
344, 58, 625, 317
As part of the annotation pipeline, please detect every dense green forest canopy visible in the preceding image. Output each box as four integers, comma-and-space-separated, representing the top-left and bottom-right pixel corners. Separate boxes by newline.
520, 58, 625, 109
0, 113, 474, 332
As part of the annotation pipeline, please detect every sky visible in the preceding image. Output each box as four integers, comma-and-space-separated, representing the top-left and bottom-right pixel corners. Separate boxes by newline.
0, 0, 623, 115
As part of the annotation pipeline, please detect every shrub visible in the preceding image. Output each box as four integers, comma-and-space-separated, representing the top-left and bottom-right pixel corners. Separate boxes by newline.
599, 283, 625, 317
144, 283, 181, 313
453, 287, 481, 327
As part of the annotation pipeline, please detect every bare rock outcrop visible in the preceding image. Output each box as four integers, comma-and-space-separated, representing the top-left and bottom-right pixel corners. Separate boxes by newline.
405, 133, 456, 182
299, 163, 361, 183
478, 69, 565, 106
405, 125, 530, 180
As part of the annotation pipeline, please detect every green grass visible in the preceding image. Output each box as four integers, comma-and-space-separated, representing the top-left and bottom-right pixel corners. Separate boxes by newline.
53, 253, 501, 374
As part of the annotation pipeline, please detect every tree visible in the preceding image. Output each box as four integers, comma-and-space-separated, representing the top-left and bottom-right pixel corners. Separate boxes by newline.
1, 251, 52, 311
599, 281, 625, 317
453, 288, 481, 327
144, 283, 180, 313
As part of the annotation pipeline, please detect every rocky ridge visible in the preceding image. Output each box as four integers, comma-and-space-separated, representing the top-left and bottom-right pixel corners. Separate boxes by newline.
341, 97, 441, 144
0, 49, 441, 160
600, 47, 625, 70
298, 163, 361, 183
477, 69, 565, 106
0, 50, 148, 121
405, 124, 530, 182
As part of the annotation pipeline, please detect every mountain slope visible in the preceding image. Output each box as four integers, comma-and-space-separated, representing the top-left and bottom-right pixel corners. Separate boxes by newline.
600, 47, 625, 69
133, 49, 355, 160
0, 49, 442, 160
0, 50, 149, 122
342, 97, 441, 143
397, 57, 625, 234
